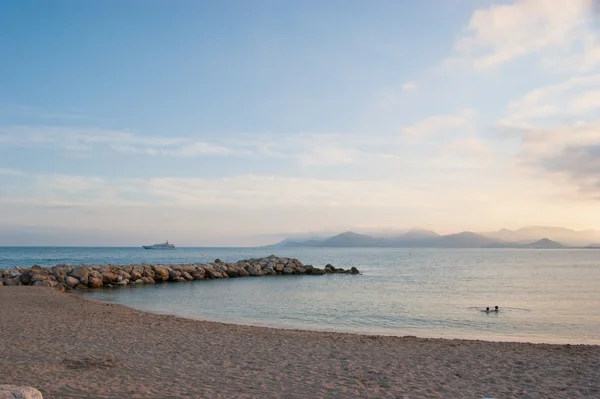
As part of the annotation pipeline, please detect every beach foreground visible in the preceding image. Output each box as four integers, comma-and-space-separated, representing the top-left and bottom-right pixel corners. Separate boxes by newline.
1, 287, 598, 398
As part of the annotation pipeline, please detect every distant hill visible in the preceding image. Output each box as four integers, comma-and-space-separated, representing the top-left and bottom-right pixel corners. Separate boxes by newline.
482, 226, 600, 246
520, 238, 566, 249
436, 232, 498, 248
268, 226, 598, 249
273, 230, 505, 248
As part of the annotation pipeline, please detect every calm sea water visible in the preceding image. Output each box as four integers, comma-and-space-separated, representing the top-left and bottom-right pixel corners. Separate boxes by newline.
1, 246, 599, 344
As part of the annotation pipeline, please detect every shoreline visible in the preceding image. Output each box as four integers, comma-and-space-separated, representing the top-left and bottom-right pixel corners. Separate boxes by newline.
2, 287, 599, 398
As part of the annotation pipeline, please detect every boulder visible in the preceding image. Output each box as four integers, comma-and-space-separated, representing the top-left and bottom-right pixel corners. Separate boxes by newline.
142, 268, 155, 279
295, 266, 307, 274
117, 270, 131, 280
282, 267, 294, 275
30, 271, 50, 282
0, 281, 3, 287
141, 277, 155, 285
275, 264, 284, 272
2, 278, 19, 286
181, 271, 194, 281
247, 266, 261, 276
183, 265, 196, 273
153, 267, 169, 282
191, 271, 205, 280
168, 270, 181, 281
310, 267, 325, 275
88, 275, 103, 289
0, 384, 44, 399
238, 268, 250, 277
70, 266, 90, 281
130, 270, 142, 281
19, 271, 32, 285
350, 267, 360, 275
101, 272, 119, 284
65, 276, 79, 288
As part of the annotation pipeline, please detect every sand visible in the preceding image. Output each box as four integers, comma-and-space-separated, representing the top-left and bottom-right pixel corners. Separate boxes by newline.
1, 287, 599, 398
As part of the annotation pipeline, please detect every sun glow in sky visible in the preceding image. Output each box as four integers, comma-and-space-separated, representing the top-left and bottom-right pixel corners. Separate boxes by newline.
1, 0, 600, 246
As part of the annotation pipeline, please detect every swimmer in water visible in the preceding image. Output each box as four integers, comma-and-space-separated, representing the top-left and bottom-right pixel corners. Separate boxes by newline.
482, 307, 490, 313
494, 306, 499, 312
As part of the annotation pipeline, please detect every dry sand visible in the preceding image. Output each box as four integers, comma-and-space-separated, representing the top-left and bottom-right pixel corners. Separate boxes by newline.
1, 287, 599, 398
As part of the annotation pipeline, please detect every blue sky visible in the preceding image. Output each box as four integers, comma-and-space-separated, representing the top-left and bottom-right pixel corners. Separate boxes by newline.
1, 0, 600, 245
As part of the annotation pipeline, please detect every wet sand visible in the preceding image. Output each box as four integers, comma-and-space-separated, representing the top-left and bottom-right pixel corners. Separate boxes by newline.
1, 287, 599, 398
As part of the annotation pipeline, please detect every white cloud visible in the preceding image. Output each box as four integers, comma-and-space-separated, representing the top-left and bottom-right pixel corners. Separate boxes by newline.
402, 81, 418, 91
446, 0, 594, 71
505, 74, 600, 123
403, 109, 473, 137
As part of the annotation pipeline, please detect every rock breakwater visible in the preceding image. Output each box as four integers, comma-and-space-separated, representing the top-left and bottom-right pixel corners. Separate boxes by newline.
0, 256, 360, 290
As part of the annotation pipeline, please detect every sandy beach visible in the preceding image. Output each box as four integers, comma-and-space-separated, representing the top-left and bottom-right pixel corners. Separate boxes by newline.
1, 287, 599, 398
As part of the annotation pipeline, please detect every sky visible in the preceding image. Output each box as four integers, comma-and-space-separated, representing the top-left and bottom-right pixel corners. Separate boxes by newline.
1, 0, 600, 246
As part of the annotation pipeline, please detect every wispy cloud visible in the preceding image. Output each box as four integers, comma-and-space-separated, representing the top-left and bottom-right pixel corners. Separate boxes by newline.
0, 168, 26, 176
403, 109, 473, 137
445, 0, 595, 71
402, 81, 418, 91
505, 74, 600, 123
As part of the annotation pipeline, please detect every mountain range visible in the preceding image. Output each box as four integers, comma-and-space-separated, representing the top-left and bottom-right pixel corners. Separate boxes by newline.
269, 227, 600, 249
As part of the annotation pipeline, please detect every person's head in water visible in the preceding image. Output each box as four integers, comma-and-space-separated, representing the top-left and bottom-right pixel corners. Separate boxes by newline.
486, 307, 490, 312
495, 306, 499, 311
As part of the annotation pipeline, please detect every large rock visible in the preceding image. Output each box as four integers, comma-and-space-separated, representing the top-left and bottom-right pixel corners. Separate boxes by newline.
168, 270, 181, 281
153, 266, 169, 282
130, 270, 142, 281
0, 384, 44, 399
282, 267, 294, 275
70, 266, 90, 281
350, 267, 360, 275
181, 271, 194, 281
88, 275, 103, 288
19, 271, 32, 285
65, 276, 79, 288
101, 272, 119, 284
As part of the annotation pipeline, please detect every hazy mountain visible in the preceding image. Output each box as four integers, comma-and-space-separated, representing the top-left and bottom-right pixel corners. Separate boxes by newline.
435, 232, 498, 248
403, 228, 440, 238
522, 238, 566, 249
482, 226, 600, 246
274, 230, 501, 248
270, 226, 599, 248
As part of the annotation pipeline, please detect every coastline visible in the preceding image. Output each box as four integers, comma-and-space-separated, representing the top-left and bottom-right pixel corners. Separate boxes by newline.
1, 287, 599, 398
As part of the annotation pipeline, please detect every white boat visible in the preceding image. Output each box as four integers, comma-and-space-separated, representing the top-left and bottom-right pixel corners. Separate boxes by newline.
142, 240, 176, 250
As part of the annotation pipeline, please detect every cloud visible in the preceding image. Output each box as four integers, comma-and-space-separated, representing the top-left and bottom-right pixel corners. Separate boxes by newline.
541, 144, 600, 196
0, 126, 232, 157
507, 120, 600, 198
403, 109, 473, 137
402, 81, 418, 91
505, 74, 600, 123
0, 172, 435, 209
446, 0, 595, 71
0, 168, 26, 176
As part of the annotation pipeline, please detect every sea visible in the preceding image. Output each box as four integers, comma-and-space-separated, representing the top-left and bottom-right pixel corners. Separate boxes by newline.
1, 246, 599, 345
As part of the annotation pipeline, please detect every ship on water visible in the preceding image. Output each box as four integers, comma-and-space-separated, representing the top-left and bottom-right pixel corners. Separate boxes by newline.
142, 240, 176, 250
